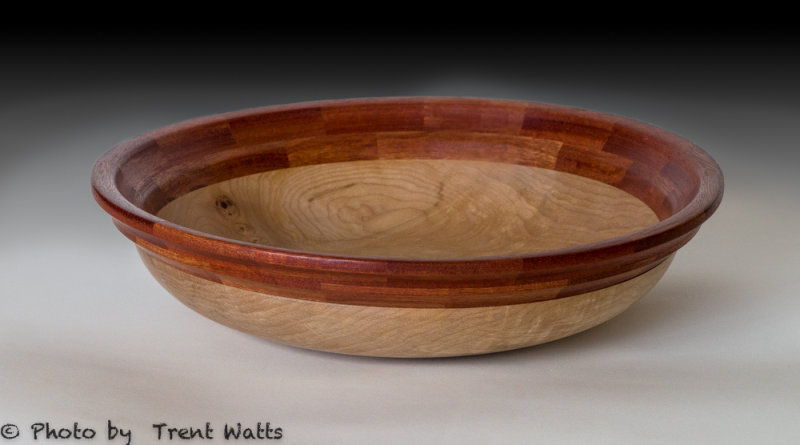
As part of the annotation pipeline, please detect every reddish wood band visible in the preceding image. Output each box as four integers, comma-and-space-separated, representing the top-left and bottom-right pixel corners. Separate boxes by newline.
92, 97, 723, 308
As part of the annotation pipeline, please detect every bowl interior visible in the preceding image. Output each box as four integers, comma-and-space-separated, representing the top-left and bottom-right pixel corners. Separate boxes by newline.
157, 158, 658, 259
97, 98, 721, 269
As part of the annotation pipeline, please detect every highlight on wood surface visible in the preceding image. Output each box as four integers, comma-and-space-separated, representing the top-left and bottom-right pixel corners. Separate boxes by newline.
91, 97, 724, 357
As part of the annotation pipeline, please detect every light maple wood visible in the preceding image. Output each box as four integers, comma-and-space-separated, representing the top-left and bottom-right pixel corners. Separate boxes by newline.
141, 248, 674, 357
157, 159, 659, 259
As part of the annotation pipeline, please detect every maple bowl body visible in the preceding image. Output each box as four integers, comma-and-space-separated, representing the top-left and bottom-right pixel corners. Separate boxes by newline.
91, 97, 723, 357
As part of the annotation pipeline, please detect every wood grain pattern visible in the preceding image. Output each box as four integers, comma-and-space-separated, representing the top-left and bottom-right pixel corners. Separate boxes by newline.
141, 247, 673, 357
91, 97, 723, 355
157, 159, 658, 259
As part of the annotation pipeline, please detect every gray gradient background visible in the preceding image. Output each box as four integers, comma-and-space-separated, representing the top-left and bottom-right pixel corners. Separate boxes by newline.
1, 29, 798, 443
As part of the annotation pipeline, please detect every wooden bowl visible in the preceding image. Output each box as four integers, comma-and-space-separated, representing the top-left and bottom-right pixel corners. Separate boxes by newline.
91, 97, 723, 357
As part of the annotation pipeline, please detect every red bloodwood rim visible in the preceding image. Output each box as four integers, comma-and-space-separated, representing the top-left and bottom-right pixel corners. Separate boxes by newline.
91, 97, 723, 308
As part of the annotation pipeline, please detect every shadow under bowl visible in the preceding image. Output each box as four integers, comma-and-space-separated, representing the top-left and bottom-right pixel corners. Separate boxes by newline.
91, 97, 723, 357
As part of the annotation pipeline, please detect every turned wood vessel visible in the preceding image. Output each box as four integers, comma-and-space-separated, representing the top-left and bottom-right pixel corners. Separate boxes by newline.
91, 97, 723, 357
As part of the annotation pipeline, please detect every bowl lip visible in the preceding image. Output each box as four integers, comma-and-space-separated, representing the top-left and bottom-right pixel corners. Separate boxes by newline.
91, 96, 724, 273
